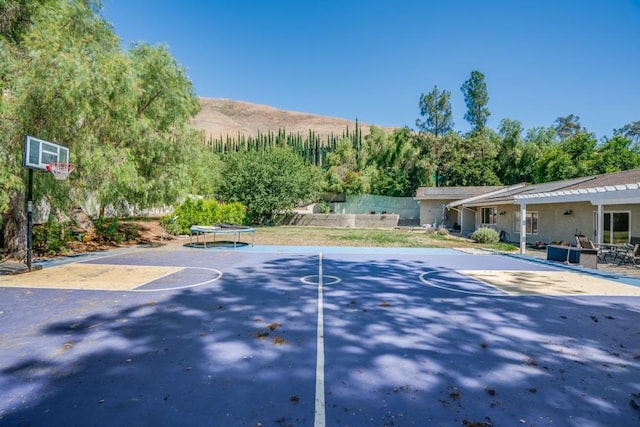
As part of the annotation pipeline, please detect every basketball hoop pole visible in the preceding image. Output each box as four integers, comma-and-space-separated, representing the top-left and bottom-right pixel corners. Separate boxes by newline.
26, 168, 33, 271
22, 135, 72, 270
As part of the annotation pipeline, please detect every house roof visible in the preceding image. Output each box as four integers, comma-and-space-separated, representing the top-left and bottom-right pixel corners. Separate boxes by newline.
514, 169, 640, 205
464, 177, 592, 206
430, 168, 640, 208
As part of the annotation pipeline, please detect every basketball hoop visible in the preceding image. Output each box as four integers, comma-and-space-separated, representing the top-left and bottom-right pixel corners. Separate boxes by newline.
45, 162, 75, 180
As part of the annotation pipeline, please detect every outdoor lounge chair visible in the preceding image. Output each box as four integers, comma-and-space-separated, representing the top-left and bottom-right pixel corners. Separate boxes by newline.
618, 244, 640, 267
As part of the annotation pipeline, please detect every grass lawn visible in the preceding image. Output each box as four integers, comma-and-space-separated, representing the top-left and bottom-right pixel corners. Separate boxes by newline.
253, 225, 518, 251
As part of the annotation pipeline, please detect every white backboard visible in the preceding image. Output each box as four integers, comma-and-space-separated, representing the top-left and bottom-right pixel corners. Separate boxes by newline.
23, 135, 69, 171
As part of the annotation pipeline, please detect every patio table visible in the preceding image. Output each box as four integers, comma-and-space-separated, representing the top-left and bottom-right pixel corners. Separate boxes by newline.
598, 243, 635, 265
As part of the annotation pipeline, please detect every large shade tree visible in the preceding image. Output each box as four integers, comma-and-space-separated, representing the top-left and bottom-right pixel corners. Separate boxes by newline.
218, 147, 322, 224
591, 135, 640, 174
360, 127, 428, 196
0, 0, 203, 257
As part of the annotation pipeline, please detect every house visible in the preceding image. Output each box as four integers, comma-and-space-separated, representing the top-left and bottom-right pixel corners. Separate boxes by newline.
414, 169, 640, 254
413, 185, 504, 233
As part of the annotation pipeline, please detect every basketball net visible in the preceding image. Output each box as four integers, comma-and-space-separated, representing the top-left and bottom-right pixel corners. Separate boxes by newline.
46, 162, 76, 180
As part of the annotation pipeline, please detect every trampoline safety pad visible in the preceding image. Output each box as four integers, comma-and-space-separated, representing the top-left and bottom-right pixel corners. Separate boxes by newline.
460, 270, 640, 296
0, 264, 183, 291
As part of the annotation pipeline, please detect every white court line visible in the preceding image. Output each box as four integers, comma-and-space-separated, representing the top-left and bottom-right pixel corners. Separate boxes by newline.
418, 271, 512, 297
134, 267, 223, 292
314, 252, 326, 427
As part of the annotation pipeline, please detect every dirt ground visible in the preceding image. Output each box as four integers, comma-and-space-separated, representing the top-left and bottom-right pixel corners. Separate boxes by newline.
63, 219, 278, 256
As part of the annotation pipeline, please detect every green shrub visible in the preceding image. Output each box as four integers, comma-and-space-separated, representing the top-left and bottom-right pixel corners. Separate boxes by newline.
470, 227, 500, 244
33, 221, 67, 255
164, 198, 247, 234
94, 218, 139, 243
318, 201, 331, 213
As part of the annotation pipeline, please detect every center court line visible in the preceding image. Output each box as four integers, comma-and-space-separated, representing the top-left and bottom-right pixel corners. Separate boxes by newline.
314, 252, 326, 427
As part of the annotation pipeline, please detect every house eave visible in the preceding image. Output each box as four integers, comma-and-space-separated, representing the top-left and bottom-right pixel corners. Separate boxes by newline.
514, 182, 640, 205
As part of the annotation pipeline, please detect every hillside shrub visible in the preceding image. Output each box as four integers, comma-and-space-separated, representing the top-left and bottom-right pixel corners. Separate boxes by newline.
470, 227, 499, 244
33, 221, 68, 255
165, 198, 247, 234
94, 218, 139, 243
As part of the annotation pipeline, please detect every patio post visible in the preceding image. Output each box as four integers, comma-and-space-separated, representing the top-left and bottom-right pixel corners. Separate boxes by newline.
519, 203, 527, 255
596, 203, 604, 245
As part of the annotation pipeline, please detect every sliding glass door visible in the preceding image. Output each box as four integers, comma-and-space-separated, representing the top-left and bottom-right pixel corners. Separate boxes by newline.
595, 211, 630, 244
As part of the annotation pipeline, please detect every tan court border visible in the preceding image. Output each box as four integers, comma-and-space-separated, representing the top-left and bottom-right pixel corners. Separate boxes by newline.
0, 264, 183, 291
459, 270, 640, 296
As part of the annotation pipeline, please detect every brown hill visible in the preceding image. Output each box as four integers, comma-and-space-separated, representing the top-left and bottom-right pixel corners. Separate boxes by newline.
191, 97, 394, 141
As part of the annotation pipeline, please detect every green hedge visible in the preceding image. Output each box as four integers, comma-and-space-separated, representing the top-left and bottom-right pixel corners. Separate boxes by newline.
163, 198, 247, 234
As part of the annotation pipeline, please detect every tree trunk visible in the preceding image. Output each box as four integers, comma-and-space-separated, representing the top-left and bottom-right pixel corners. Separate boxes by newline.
54, 206, 66, 242
2, 190, 27, 261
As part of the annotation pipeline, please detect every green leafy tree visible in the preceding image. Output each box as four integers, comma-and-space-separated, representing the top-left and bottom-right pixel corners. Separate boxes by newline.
562, 132, 597, 169
436, 132, 500, 186
1, 0, 122, 255
360, 127, 429, 196
591, 135, 640, 174
496, 118, 524, 184
461, 70, 490, 134
552, 114, 584, 140
218, 147, 322, 224
0, 0, 203, 257
0, 0, 51, 43
412, 131, 441, 186
614, 120, 640, 146
520, 127, 556, 183
187, 147, 222, 198
533, 132, 596, 182
323, 137, 363, 195
416, 85, 454, 137
533, 146, 577, 182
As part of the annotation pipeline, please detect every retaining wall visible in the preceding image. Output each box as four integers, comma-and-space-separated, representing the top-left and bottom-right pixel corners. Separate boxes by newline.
285, 213, 399, 228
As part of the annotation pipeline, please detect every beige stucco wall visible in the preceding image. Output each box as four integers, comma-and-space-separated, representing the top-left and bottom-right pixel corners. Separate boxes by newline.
479, 202, 640, 245
421, 199, 640, 243
419, 200, 452, 228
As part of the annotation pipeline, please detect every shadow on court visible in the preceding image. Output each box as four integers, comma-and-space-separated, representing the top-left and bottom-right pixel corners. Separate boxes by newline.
0, 248, 639, 426
0, 254, 321, 426
319, 255, 640, 426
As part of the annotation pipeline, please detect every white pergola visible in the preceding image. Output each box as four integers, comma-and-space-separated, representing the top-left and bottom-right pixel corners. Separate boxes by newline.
513, 183, 640, 254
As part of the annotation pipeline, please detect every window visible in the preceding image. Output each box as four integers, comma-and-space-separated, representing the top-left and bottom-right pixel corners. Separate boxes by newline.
481, 207, 497, 225
514, 211, 538, 234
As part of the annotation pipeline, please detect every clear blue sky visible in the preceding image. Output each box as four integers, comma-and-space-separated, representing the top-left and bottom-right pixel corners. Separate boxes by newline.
101, 0, 640, 141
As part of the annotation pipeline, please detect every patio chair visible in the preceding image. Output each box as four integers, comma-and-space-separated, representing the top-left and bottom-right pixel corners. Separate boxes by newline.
618, 244, 640, 267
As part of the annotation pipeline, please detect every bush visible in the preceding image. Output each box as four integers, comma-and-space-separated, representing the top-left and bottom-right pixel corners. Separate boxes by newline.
165, 198, 247, 234
33, 221, 67, 255
470, 227, 499, 244
94, 218, 139, 243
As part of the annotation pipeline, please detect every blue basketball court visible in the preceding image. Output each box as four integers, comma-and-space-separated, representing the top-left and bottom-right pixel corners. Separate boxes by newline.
1, 244, 639, 426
